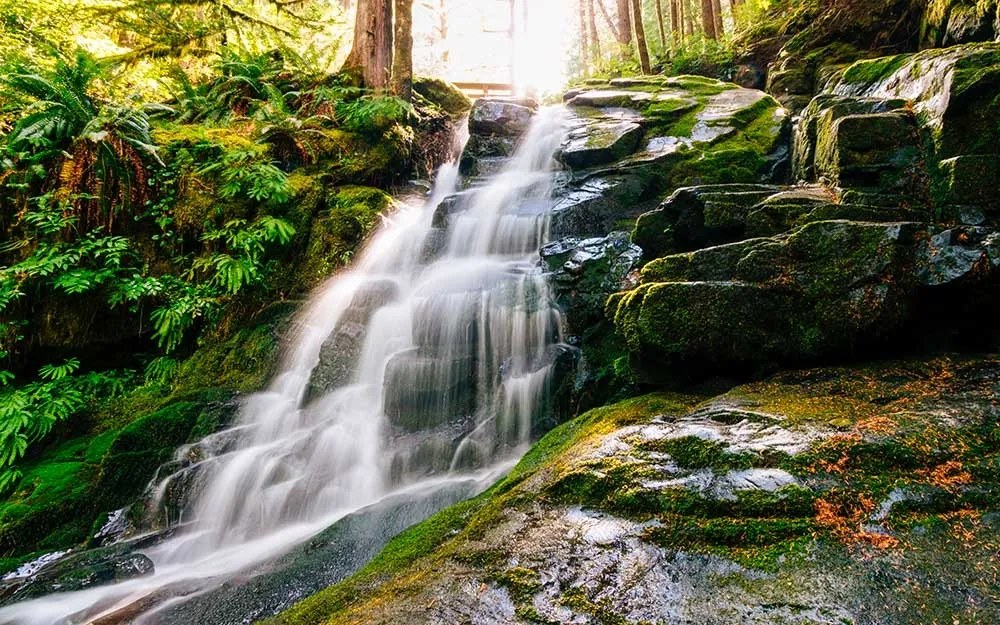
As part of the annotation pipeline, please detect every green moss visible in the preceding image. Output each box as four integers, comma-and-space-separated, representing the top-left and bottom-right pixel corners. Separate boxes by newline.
95, 398, 216, 503
283, 172, 326, 240
295, 185, 392, 290
413, 77, 472, 116
153, 123, 259, 151
559, 587, 647, 625
643, 515, 814, 549
173, 322, 281, 394
640, 435, 756, 471
663, 75, 730, 96
664, 109, 699, 138
670, 147, 767, 187
491, 566, 542, 601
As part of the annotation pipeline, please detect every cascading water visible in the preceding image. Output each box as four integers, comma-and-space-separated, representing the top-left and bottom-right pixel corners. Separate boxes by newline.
0, 106, 570, 625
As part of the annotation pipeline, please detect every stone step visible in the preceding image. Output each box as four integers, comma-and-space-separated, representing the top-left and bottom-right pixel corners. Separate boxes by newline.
383, 350, 478, 431
307, 280, 400, 399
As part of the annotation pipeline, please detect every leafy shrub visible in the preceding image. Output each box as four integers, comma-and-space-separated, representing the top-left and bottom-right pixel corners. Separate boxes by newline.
657, 35, 738, 80
0, 361, 133, 494
336, 95, 414, 135
0, 49, 160, 228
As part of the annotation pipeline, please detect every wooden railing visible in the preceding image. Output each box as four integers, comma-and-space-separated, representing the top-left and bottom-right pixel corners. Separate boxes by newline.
452, 81, 514, 97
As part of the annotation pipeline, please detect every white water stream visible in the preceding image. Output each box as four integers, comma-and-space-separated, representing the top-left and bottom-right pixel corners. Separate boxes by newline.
0, 107, 569, 625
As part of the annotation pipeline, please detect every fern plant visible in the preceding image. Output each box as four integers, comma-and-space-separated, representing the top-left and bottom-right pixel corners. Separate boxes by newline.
0, 362, 133, 494
0, 48, 161, 229
336, 94, 414, 135
197, 146, 291, 204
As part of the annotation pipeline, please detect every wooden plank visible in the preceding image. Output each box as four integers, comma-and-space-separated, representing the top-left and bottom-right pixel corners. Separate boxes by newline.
452, 81, 514, 97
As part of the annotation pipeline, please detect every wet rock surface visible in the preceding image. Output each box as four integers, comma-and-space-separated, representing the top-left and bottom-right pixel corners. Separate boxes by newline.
541, 232, 642, 332
469, 98, 537, 136
307, 280, 400, 399
278, 357, 1000, 625
0, 545, 154, 604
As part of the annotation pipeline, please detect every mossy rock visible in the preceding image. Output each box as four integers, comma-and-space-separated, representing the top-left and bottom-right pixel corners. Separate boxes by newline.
612, 220, 926, 378
833, 43, 1000, 165
265, 356, 1000, 625
294, 186, 392, 290
413, 77, 472, 117
632, 184, 781, 258
618, 213, 1000, 380
96, 394, 235, 510
550, 79, 789, 249
173, 317, 285, 394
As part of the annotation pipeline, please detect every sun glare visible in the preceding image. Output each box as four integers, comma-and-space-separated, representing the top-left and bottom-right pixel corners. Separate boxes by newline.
413, 0, 575, 97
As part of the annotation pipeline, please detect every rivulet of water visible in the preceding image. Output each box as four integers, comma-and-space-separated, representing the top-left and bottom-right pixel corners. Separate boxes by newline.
0, 106, 569, 625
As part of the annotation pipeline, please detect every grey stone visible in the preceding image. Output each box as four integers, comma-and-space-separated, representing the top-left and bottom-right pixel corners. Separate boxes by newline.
558, 119, 643, 169
469, 99, 534, 136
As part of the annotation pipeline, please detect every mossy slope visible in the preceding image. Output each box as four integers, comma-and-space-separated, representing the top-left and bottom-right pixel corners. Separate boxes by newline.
266, 356, 1000, 625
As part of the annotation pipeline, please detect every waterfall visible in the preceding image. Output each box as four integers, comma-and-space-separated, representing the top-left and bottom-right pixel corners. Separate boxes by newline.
0, 106, 570, 625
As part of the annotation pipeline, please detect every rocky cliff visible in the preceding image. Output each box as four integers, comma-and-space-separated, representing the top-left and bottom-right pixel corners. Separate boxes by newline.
267, 39, 1000, 625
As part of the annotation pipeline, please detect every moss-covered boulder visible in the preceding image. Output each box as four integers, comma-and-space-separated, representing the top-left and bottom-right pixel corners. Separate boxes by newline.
265, 356, 1000, 625
632, 182, 933, 260
633, 183, 782, 257
412, 77, 472, 118
831, 44, 1000, 210
611, 219, 1000, 378
814, 111, 926, 194
792, 94, 910, 183
546, 77, 790, 243
294, 186, 392, 291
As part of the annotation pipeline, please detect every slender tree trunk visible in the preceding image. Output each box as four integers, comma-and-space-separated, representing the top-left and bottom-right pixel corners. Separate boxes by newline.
344, 0, 394, 90
671, 0, 681, 45
578, 0, 590, 76
712, 0, 724, 38
596, 0, 620, 41
439, 0, 449, 65
615, 0, 633, 57
391, 0, 413, 100
655, 0, 667, 50
587, 0, 603, 66
630, 0, 651, 73
700, 0, 717, 39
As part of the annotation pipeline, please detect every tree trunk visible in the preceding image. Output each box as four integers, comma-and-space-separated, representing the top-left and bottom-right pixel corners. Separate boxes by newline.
712, 0, 724, 37
344, 0, 394, 90
578, 0, 590, 76
671, 0, 681, 45
700, 0, 717, 39
596, 0, 620, 41
391, 0, 413, 100
587, 0, 603, 66
630, 0, 651, 73
655, 0, 667, 50
615, 0, 633, 57
439, 0, 449, 65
